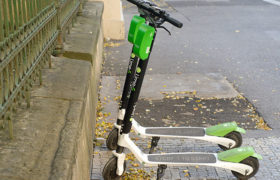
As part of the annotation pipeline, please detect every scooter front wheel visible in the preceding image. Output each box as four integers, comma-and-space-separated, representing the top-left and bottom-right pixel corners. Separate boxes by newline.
218, 131, 242, 150
106, 128, 118, 150
102, 156, 126, 180
232, 157, 259, 180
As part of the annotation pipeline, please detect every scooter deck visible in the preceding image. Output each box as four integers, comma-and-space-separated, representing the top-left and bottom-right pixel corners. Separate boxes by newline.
148, 153, 216, 163
145, 127, 205, 137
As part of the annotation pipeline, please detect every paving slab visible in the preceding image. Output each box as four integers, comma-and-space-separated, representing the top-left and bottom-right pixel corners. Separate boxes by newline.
123, 73, 239, 99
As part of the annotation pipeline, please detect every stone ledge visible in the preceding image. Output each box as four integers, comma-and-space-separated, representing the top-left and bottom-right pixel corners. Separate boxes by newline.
33, 58, 91, 100
63, 1, 104, 63
0, 58, 92, 180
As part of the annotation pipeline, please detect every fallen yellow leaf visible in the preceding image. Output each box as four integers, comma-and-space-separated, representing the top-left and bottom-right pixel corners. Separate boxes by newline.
132, 163, 139, 167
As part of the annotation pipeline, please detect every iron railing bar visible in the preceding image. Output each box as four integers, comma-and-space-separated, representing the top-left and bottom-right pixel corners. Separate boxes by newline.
0, 71, 3, 107
22, 0, 27, 25
13, 0, 19, 31
0, 1, 4, 42
18, 0, 23, 29
7, 1, 14, 34
3, 0, 9, 39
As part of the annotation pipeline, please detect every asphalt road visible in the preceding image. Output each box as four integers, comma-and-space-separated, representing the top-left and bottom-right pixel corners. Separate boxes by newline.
112, 0, 280, 131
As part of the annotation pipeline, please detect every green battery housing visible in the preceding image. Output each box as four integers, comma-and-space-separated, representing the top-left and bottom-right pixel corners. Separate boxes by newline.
128, 16, 146, 44
133, 24, 155, 60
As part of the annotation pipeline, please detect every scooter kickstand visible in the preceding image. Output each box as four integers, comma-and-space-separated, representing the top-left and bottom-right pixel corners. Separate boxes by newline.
157, 164, 167, 180
149, 137, 160, 154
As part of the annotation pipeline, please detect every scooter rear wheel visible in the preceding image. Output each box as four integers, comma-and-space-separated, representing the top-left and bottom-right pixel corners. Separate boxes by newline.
218, 131, 242, 150
102, 156, 126, 180
232, 157, 259, 180
106, 128, 118, 150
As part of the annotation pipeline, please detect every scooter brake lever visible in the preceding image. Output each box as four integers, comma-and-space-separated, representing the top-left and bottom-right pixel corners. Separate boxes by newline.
158, 26, 171, 36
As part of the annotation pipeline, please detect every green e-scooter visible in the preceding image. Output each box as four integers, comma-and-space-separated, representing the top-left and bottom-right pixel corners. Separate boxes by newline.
103, 0, 262, 179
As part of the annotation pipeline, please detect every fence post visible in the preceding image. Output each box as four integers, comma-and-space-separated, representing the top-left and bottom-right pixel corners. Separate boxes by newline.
54, 0, 63, 56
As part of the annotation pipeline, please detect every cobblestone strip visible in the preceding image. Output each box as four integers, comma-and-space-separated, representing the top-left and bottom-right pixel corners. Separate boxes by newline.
92, 135, 279, 180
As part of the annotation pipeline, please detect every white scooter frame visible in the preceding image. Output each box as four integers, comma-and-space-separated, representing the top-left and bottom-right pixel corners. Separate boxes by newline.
112, 133, 254, 176
114, 115, 241, 149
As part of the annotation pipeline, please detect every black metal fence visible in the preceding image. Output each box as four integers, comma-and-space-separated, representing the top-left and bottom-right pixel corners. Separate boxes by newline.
0, 0, 84, 138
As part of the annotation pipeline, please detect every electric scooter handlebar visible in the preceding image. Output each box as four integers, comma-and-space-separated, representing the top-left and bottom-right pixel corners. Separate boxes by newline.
127, 0, 183, 28
164, 15, 183, 28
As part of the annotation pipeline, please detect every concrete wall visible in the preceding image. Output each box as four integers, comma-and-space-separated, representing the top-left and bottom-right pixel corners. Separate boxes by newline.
93, 0, 125, 40
0, 2, 104, 180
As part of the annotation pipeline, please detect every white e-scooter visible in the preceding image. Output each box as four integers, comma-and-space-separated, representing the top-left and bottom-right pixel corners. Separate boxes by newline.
102, 0, 262, 179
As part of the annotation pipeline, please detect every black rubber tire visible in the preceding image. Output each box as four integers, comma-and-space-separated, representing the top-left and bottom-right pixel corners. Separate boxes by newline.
218, 131, 242, 150
102, 157, 126, 180
106, 128, 118, 150
232, 157, 259, 180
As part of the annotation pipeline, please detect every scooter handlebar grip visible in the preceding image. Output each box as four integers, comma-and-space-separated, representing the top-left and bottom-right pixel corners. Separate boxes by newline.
164, 15, 183, 28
